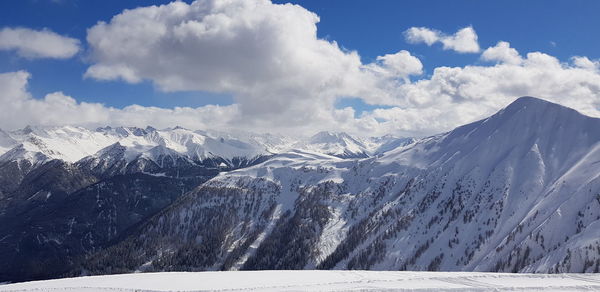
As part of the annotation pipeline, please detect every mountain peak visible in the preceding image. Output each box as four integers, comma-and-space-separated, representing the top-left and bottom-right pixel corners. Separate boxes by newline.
502, 96, 580, 118
510, 96, 550, 106
87, 142, 127, 161
386, 95, 600, 175
309, 131, 355, 144
21, 125, 34, 135
479, 97, 599, 140
0, 143, 50, 164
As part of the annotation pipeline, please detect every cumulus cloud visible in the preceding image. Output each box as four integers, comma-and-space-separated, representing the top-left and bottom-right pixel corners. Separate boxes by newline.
572, 56, 600, 72
0, 71, 106, 129
83, 0, 385, 130
83, 2, 357, 92
481, 41, 522, 65
404, 27, 439, 46
359, 50, 600, 136
6, 43, 600, 138
0, 70, 380, 136
0, 71, 237, 131
0, 27, 80, 59
370, 50, 423, 78
404, 26, 480, 53
3, 1, 600, 138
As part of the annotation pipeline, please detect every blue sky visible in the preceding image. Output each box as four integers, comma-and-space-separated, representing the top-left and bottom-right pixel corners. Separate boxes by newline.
0, 0, 599, 135
0, 0, 234, 108
1, 0, 598, 109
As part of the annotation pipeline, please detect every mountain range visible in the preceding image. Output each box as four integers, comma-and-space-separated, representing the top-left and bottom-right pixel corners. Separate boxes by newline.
1, 96, 599, 283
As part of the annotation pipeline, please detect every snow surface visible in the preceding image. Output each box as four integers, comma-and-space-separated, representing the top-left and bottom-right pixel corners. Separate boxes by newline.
1, 271, 600, 291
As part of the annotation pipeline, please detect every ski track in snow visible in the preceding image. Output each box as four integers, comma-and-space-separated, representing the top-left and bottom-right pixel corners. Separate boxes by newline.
1, 271, 600, 291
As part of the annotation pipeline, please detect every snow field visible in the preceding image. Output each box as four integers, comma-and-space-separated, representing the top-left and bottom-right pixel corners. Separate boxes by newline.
2, 271, 600, 291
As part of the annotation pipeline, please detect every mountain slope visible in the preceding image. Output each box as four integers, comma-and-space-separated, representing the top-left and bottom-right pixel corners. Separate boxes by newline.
0, 158, 217, 283
0, 124, 415, 282
0, 127, 283, 283
77, 97, 600, 275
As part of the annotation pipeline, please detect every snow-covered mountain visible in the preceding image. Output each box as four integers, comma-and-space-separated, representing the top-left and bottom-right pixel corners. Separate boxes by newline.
0, 126, 274, 165
3, 96, 598, 284
0, 125, 410, 283
0, 126, 119, 164
293, 131, 371, 158
0, 125, 412, 193
77, 97, 600, 276
290, 131, 415, 158
368, 135, 416, 155
0, 126, 404, 169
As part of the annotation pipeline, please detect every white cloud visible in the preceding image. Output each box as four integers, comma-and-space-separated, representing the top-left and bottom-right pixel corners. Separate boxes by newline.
481, 41, 522, 65
3, 1, 600, 139
83, 0, 357, 92
5, 43, 600, 138
0, 71, 237, 131
0, 70, 383, 136
404, 26, 480, 53
84, 0, 380, 131
404, 27, 439, 46
85, 64, 141, 83
81, 0, 436, 135
0, 71, 104, 129
0, 27, 80, 59
372, 50, 423, 78
440, 27, 480, 53
359, 50, 600, 136
572, 56, 599, 71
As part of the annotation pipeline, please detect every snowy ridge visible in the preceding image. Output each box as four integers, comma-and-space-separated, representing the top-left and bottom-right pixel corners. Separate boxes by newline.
0, 126, 411, 167
2, 126, 120, 163
295, 131, 370, 158
0, 126, 272, 165
291, 131, 414, 158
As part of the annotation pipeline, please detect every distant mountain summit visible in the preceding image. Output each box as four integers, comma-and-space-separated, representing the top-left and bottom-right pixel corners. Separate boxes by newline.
295, 131, 370, 158
0, 126, 410, 167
